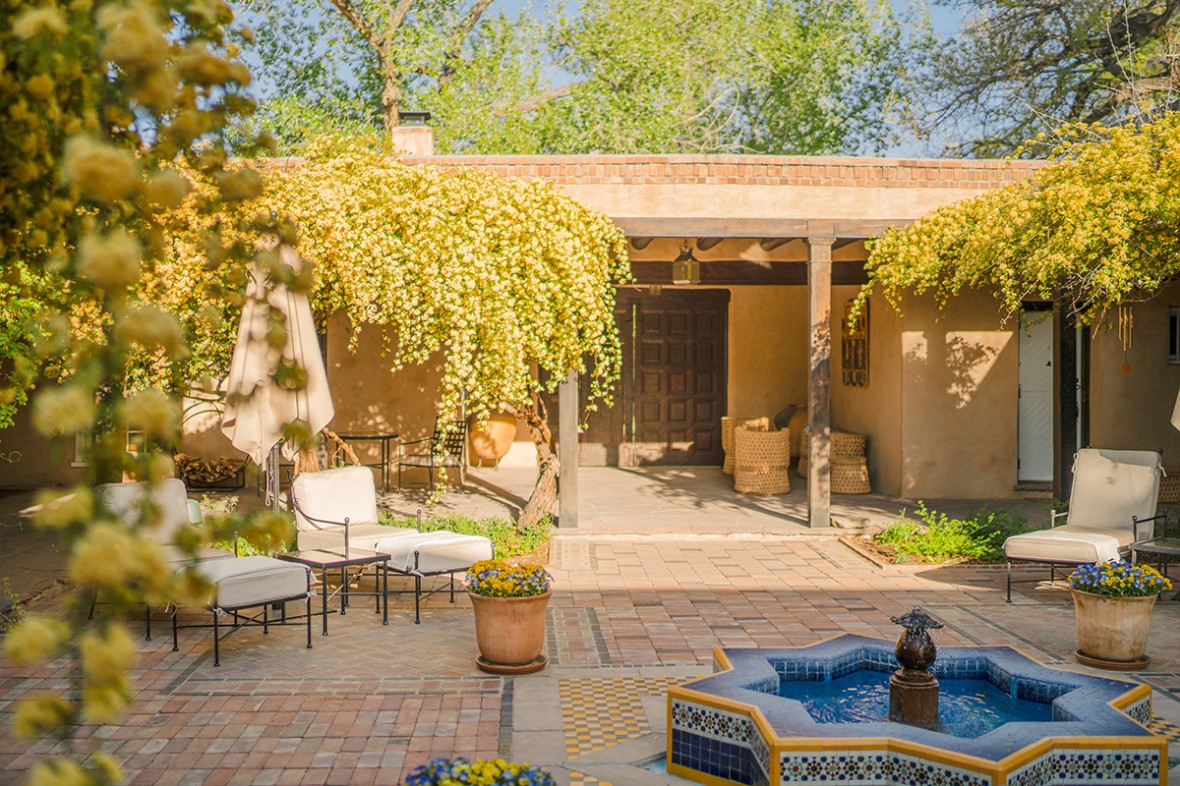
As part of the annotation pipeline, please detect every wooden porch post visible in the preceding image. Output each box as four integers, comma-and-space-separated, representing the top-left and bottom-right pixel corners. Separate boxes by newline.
558, 369, 579, 528
807, 235, 834, 528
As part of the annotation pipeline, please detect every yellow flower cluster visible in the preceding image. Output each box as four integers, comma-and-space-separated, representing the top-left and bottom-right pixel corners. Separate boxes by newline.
860, 115, 1180, 325
260, 141, 631, 431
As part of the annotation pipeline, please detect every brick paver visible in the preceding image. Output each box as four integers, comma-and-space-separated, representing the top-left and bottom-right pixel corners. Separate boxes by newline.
3, 535, 1180, 785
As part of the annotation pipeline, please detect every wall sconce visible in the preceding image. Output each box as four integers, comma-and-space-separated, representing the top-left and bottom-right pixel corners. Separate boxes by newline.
671, 241, 700, 285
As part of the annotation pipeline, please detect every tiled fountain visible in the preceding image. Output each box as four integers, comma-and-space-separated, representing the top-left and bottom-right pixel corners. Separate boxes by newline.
667, 633, 1165, 786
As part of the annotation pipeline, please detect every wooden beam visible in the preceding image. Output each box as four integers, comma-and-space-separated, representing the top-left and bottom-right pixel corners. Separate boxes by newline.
629, 236, 653, 250
558, 370, 579, 528
628, 260, 868, 286
759, 237, 795, 251
614, 217, 912, 239
695, 237, 723, 251
807, 236, 834, 529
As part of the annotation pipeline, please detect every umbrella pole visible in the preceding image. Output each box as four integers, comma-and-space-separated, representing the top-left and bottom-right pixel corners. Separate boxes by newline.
269, 442, 281, 511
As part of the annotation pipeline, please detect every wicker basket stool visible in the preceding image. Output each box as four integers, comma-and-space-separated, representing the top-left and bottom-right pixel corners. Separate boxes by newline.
722, 416, 770, 475
734, 428, 791, 495
1160, 471, 1180, 504
831, 454, 871, 494
831, 430, 867, 458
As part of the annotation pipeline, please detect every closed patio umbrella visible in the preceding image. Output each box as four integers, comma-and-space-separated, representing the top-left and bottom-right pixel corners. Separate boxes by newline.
221, 245, 334, 508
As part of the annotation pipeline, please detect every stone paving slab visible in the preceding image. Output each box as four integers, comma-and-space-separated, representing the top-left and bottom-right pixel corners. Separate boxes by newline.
4, 535, 1180, 785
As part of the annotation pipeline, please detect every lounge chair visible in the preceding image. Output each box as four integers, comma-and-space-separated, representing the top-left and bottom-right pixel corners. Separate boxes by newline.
290, 465, 494, 622
1002, 448, 1165, 602
98, 479, 314, 665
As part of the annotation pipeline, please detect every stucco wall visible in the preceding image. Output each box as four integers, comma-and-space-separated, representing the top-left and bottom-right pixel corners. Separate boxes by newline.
1089, 284, 1180, 461
726, 286, 808, 423
897, 292, 1019, 499
0, 399, 85, 488
830, 287, 903, 497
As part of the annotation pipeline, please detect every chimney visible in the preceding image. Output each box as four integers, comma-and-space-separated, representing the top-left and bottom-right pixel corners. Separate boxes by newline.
392, 111, 434, 157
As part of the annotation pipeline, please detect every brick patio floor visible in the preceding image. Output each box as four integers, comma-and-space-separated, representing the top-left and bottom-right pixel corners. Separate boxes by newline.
4, 531, 1180, 785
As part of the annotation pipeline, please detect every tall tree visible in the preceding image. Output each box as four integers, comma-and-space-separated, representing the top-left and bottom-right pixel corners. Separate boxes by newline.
547, 0, 911, 155
236, 0, 918, 155
920, 1, 1180, 157
236, 0, 559, 153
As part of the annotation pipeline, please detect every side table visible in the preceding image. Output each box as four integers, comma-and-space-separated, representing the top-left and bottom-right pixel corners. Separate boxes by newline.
277, 549, 391, 634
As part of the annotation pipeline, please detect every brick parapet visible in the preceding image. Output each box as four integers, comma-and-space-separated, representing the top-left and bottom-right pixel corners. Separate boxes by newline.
397, 154, 1044, 190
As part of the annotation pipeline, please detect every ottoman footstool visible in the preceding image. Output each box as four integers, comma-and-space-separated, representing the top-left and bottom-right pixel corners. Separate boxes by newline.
373, 531, 494, 623
172, 556, 314, 666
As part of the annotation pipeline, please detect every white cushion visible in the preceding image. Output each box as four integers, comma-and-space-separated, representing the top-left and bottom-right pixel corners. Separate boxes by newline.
373, 531, 494, 573
1003, 527, 1123, 564
98, 479, 193, 545
290, 466, 379, 534
195, 556, 310, 610
1066, 449, 1161, 535
297, 521, 417, 553
163, 544, 235, 565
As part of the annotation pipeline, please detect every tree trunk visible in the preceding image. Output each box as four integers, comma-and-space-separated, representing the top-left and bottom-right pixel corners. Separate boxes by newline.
511, 399, 557, 532
382, 75, 402, 140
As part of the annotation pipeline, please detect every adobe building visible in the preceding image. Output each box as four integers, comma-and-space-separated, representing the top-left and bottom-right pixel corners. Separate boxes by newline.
6, 144, 1180, 526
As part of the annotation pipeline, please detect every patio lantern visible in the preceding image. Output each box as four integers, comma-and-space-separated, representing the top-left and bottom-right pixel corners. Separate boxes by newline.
671, 240, 700, 285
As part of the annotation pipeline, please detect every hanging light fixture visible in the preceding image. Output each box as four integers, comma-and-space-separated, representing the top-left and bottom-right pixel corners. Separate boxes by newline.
671, 240, 700, 285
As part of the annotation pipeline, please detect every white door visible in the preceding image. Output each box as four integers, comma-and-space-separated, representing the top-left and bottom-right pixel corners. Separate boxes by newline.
1018, 312, 1054, 482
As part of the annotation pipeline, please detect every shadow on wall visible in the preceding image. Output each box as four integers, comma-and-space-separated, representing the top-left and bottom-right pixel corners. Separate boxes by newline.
901, 329, 1016, 498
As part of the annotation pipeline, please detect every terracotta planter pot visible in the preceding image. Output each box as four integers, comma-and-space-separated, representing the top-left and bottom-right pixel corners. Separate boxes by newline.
470, 590, 551, 672
1071, 588, 1157, 663
468, 412, 517, 465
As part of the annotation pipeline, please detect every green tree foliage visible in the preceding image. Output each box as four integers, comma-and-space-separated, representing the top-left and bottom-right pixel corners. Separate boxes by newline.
550, 0, 911, 155
861, 114, 1180, 323
235, 0, 917, 155
236, 0, 558, 152
920, 1, 1180, 157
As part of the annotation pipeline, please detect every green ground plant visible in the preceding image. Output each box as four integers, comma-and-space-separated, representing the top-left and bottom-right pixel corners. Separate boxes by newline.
873, 503, 1029, 564
382, 511, 552, 561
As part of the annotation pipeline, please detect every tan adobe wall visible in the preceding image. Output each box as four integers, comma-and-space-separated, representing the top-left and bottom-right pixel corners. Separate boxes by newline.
896, 291, 1020, 499
1089, 283, 1180, 463
726, 286, 808, 423
830, 287, 904, 498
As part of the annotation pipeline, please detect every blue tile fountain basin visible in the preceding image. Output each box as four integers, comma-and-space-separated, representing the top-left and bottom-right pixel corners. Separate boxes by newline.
667, 634, 1164, 786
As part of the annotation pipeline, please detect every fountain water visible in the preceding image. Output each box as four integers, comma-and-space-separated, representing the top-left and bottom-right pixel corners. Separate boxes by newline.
667, 623, 1165, 786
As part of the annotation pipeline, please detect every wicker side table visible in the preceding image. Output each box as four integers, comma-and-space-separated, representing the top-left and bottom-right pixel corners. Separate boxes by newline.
831, 454, 871, 494
734, 428, 791, 495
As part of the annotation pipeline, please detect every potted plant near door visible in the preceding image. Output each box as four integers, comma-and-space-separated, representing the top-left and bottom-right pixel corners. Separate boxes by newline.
1068, 559, 1171, 670
466, 559, 553, 674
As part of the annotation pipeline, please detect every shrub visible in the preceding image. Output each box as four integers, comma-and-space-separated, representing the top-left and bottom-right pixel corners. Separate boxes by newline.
873, 503, 1028, 563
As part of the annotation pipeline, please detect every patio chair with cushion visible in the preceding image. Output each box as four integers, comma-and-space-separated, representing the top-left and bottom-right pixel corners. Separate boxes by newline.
98, 479, 314, 665
397, 419, 468, 492
1002, 448, 1165, 602
96, 478, 235, 639
290, 465, 493, 622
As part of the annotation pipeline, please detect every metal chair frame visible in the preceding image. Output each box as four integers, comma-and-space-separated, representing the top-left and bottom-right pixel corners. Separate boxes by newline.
397, 420, 468, 492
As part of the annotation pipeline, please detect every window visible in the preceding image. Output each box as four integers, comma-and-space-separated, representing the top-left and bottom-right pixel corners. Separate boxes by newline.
1170, 307, 1180, 364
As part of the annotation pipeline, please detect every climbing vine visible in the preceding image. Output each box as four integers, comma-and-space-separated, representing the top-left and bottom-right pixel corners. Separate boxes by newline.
259, 140, 631, 526
860, 114, 1180, 324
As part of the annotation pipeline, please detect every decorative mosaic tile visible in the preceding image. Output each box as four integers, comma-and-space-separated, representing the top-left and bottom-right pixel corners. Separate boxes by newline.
1123, 697, 1151, 726
1147, 715, 1180, 742
569, 772, 610, 786
779, 751, 989, 786
560, 677, 680, 757
749, 724, 771, 779
671, 698, 754, 745
672, 729, 762, 786
1006, 748, 1162, 786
